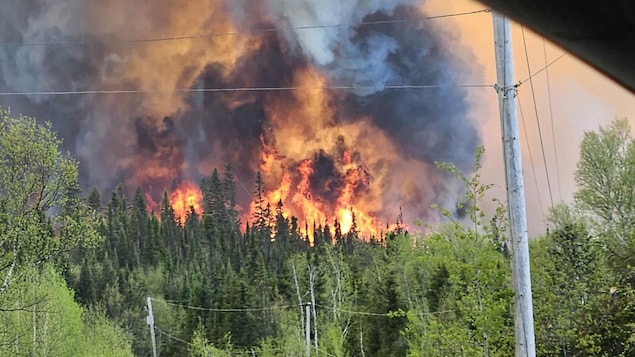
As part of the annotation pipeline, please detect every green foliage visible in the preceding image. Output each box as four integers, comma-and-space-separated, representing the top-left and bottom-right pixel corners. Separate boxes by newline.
0, 107, 101, 299
528, 118, 635, 356
257, 309, 305, 357
532, 204, 635, 356
531, 206, 596, 355
0, 266, 133, 356
436, 145, 508, 251
575, 118, 635, 226
80, 308, 135, 357
575, 118, 635, 277
404, 231, 515, 356
189, 323, 234, 357
0, 266, 84, 356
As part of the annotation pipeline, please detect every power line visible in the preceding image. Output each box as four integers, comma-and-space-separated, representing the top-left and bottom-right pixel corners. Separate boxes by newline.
317, 304, 390, 317
517, 92, 545, 214
0, 8, 494, 100
0, 84, 493, 97
154, 298, 456, 317
0, 9, 491, 48
154, 325, 294, 355
542, 37, 563, 202
154, 326, 192, 347
153, 318, 282, 355
315, 304, 456, 317
520, 25, 554, 209
518, 53, 567, 86
151, 297, 295, 312
315, 347, 339, 357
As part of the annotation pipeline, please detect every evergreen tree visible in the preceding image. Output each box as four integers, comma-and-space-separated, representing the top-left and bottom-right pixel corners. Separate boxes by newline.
76, 259, 95, 305
88, 188, 102, 211
130, 187, 148, 268
222, 163, 240, 229
201, 169, 225, 224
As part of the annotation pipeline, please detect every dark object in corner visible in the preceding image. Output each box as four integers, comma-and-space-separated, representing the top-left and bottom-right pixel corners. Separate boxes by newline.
479, 0, 635, 93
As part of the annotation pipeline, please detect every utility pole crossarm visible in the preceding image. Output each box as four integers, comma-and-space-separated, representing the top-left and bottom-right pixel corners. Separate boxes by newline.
492, 12, 536, 357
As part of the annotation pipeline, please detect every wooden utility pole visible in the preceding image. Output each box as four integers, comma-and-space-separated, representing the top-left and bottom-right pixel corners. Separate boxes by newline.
305, 303, 311, 357
492, 12, 536, 357
146, 297, 158, 357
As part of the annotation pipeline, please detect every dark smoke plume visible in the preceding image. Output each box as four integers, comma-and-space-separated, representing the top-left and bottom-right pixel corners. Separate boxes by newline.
0, 0, 480, 225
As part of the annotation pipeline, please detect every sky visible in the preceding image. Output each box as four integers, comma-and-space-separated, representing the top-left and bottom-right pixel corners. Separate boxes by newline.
425, 0, 635, 235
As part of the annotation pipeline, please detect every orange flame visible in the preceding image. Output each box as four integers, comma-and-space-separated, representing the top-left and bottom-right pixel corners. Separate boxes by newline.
243, 67, 408, 243
169, 181, 203, 221
251, 143, 389, 243
291, 160, 328, 237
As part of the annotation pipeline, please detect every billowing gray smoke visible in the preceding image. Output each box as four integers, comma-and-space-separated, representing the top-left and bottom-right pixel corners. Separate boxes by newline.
264, 0, 410, 95
0, 0, 480, 227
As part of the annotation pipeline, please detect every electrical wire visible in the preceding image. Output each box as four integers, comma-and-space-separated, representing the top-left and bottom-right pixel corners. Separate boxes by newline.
154, 326, 193, 347
520, 25, 554, 209
517, 92, 545, 214
315, 304, 456, 317
0, 9, 493, 97
154, 325, 296, 355
0, 9, 491, 48
154, 324, 268, 354
151, 299, 457, 355
154, 298, 456, 317
317, 304, 391, 317
151, 297, 296, 312
0, 84, 494, 97
542, 37, 563, 202
518, 53, 567, 86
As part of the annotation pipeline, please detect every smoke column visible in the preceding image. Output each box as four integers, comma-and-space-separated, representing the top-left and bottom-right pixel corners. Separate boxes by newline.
0, 0, 481, 233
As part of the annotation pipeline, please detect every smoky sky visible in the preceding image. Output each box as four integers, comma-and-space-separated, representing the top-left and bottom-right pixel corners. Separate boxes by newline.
343, 7, 478, 172
0, 0, 480, 223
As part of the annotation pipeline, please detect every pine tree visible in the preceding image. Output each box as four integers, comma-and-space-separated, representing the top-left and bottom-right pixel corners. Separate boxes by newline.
108, 184, 131, 269
87, 188, 102, 211
130, 187, 148, 268
223, 163, 240, 229
201, 169, 225, 224
76, 259, 95, 305
160, 190, 180, 263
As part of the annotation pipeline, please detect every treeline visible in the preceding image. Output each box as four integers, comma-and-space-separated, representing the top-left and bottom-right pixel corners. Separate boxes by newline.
1, 105, 634, 356
70, 164, 416, 356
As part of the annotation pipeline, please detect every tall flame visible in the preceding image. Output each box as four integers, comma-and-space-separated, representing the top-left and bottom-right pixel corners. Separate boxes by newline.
169, 181, 203, 221
247, 67, 401, 240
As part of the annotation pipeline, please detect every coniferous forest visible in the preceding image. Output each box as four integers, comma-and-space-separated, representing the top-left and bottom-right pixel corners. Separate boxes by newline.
1, 107, 635, 356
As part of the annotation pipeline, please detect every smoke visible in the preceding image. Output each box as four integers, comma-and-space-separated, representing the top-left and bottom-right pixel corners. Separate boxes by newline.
263, 0, 405, 95
0, 0, 481, 229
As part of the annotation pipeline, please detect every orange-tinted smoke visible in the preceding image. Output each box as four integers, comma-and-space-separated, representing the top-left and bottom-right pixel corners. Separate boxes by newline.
78, 0, 266, 201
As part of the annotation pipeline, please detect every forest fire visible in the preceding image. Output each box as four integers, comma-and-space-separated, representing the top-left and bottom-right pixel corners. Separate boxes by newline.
255, 143, 382, 240
133, 1, 477, 237
0, 0, 480, 238
169, 181, 203, 222
249, 67, 391, 239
